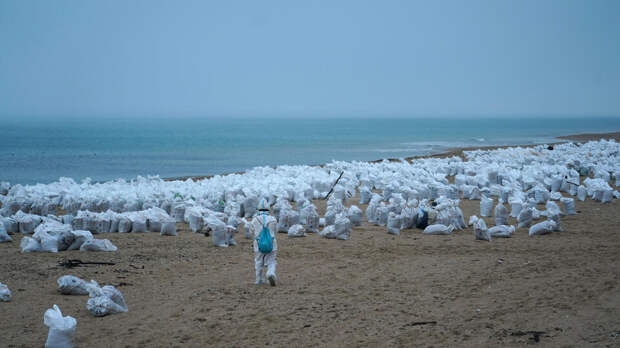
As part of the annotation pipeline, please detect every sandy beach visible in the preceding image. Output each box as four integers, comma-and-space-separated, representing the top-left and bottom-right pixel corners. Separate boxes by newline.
2, 134, 620, 347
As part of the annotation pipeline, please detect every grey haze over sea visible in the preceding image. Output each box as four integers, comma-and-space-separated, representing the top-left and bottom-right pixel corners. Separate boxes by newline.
1, 116, 618, 185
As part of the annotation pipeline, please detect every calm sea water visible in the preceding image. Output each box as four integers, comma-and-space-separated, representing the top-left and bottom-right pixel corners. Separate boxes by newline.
1, 116, 619, 185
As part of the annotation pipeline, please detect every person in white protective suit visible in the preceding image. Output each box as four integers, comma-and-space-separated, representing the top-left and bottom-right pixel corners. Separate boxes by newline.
249, 199, 278, 286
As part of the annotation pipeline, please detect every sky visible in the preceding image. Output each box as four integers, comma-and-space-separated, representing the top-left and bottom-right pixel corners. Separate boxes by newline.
0, 0, 619, 119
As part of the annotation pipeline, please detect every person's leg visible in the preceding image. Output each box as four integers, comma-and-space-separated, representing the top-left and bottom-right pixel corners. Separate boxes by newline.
265, 251, 277, 286
254, 253, 265, 284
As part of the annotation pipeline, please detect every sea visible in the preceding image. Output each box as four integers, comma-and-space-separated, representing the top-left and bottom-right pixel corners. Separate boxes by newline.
1, 116, 619, 185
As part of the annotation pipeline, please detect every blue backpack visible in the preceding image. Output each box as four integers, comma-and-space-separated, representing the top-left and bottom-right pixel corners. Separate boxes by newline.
256, 214, 273, 254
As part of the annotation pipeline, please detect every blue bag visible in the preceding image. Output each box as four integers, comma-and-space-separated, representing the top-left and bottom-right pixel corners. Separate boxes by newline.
256, 214, 273, 254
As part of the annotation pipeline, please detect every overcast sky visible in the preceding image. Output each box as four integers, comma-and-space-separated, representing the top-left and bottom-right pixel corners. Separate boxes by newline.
0, 0, 618, 118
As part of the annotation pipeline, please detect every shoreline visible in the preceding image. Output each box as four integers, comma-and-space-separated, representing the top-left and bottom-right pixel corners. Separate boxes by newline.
165, 131, 620, 182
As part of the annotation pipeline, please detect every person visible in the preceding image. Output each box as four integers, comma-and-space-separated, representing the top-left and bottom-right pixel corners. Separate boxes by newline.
249, 199, 278, 286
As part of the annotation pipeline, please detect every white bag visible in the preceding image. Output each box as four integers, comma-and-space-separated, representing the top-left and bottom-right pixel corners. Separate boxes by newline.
211, 220, 228, 247
474, 218, 491, 241
488, 225, 514, 238
44, 304, 77, 348
86, 282, 128, 317
577, 185, 587, 201
334, 215, 351, 240
160, 219, 177, 236
20, 236, 42, 252
386, 212, 401, 235
0, 222, 12, 242
57, 275, 90, 295
517, 208, 533, 228
423, 224, 454, 235
480, 196, 493, 217
493, 203, 507, 226
347, 205, 363, 227
287, 224, 306, 238
117, 217, 132, 233
560, 197, 576, 215
67, 230, 94, 250
529, 220, 556, 236
79, 239, 118, 252
0, 282, 11, 301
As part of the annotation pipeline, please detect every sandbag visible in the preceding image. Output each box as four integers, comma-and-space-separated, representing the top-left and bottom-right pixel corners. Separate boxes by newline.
288, 224, 306, 238
319, 225, 337, 239
2, 217, 18, 234
44, 304, 77, 348
20, 236, 42, 252
189, 214, 203, 233
86, 282, 128, 317
560, 197, 576, 215
160, 219, 177, 236
334, 215, 351, 240
480, 196, 493, 217
0, 282, 11, 301
577, 185, 587, 201
211, 220, 228, 247
359, 186, 372, 204
57, 275, 90, 295
67, 230, 94, 250
387, 212, 401, 235
117, 216, 132, 233
493, 202, 507, 226
529, 220, 556, 236
79, 239, 118, 252
423, 224, 454, 235
0, 222, 12, 242
131, 217, 147, 233
473, 216, 491, 241
517, 208, 533, 228
226, 225, 237, 246
509, 200, 522, 218
488, 225, 514, 238
348, 205, 363, 226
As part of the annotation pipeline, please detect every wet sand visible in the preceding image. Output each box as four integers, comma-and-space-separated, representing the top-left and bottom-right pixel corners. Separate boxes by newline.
2, 133, 620, 347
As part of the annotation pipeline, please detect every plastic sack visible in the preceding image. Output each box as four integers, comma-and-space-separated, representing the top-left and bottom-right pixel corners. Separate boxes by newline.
211, 220, 228, 247
44, 304, 77, 348
334, 215, 351, 240
529, 220, 556, 236
0, 282, 11, 301
57, 275, 90, 295
423, 224, 454, 235
117, 217, 132, 233
20, 236, 42, 252
79, 239, 118, 252
359, 186, 372, 204
319, 225, 337, 239
86, 282, 128, 317
480, 196, 493, 217
0, 222, 12, 242
67, 230, 94, 250
288, 224, 306, 238
577, 185, 587, 201
386, 212, 401, 235
560, 197, 576, 215
189, 214, 203, 233
488, 225, 514, 238
160, 219, 177, 236
226, 225, 237, 246
3, 217, 18, 234
473, 217, 491, 241
494, 202, 508, 226
517, 208, 533, 228
509, 201, 522, 218
347, 205, 363, 226
131, 217, 147, 233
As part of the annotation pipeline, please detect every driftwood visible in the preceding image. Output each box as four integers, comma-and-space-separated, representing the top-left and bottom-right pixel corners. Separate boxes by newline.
58, 259, 115, 268
322, 171, 345, 200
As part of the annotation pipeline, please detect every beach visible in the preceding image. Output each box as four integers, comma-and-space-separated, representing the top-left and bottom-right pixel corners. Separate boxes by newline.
2, 134, 619, 347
